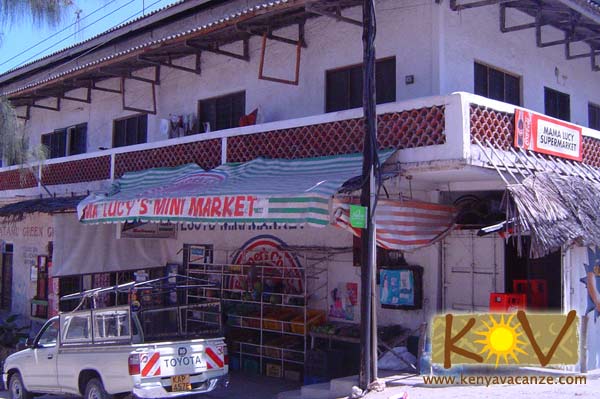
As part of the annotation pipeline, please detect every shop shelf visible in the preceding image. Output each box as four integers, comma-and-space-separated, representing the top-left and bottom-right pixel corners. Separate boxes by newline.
289, 310, 326, 334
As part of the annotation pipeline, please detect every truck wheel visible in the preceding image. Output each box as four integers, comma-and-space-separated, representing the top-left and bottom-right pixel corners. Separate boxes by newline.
8, 372, 33, 399
84, 378, 112, 399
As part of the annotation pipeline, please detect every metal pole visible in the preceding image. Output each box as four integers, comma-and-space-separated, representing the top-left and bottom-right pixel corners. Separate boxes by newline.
359, 0, 377, 391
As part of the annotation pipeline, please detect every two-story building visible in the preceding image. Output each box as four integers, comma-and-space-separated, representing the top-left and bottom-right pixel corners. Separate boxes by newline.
1, 0, 600, 378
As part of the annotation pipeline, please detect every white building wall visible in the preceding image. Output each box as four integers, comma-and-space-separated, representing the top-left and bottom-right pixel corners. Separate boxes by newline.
565, 246, 600, 372
441, 6, 600, 126
15, 2, 600, 170
0, 213, 53, 317
21, 0, 437, 152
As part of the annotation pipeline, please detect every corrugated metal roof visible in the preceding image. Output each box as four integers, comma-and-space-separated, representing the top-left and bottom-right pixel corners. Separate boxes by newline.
0, 195, 85, 220
2, 0, 290, 96
1, 0, 187, 77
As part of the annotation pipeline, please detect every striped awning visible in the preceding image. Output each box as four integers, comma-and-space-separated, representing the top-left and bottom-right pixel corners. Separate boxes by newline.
332, 198, 457, 251
77, 152, 393, 227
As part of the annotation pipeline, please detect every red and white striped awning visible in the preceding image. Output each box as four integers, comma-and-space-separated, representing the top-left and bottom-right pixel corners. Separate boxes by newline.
332, 198, 457, 251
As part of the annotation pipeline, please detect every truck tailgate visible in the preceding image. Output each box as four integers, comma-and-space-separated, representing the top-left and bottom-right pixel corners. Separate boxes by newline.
139, 340, 226, 378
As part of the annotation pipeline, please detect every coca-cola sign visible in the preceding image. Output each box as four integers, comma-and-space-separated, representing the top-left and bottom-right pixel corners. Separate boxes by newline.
513, 109, 582, 162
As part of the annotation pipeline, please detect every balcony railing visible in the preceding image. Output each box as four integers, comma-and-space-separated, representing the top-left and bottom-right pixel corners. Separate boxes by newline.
2, 92, 599, 194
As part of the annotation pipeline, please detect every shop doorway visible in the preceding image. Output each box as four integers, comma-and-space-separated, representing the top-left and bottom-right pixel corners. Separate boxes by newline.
505, 238, 562, 311
0, 243, 13, 311
442, 231, 504, 312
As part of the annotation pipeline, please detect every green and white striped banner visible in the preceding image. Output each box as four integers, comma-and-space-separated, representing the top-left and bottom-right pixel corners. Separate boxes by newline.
77, 152, 392, 227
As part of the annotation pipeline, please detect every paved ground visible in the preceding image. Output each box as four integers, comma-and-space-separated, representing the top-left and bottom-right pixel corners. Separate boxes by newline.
366, 376, 600, 399
1, 370, 598, 398
0, 371, 300, 399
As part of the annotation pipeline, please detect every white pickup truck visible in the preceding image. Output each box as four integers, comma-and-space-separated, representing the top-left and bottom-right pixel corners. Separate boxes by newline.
2, 301, 228, 399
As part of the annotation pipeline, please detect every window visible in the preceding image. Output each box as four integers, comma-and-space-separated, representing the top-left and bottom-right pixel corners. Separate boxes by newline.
198, 91, 245, 134
474, 62, 520, 106
0, 243, 13, 311
62, 314, 91, 343
59, 276, 82, 312
93, 309, 131, 341
113, 114, 148, 147
589, 103, 600, 130
326, 57, 396, 113
37, 319, 59, 347
41, 123, 87, 159
41, 130, 65, 159
544, 87, 570, 121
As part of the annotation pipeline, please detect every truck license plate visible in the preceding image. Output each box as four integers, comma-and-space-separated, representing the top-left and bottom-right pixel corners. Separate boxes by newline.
171, 374, 191, 392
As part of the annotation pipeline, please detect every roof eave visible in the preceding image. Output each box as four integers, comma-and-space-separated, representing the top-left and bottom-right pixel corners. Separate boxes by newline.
0, 0, 220, 86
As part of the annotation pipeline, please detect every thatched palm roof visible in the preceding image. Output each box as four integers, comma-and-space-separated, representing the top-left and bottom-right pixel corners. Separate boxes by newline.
506, 173, 600, 258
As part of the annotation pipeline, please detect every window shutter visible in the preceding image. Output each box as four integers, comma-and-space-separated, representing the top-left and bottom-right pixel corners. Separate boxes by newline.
376, 58, 396, 104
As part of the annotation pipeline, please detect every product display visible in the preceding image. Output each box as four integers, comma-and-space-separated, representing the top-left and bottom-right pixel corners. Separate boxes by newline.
183, 245, 327, 380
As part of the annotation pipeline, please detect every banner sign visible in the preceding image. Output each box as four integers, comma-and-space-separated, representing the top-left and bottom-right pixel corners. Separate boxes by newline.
514, 109, 582, 162
76, 152, 398, 227
80, 195, 269, 223
121, 222, 177, 239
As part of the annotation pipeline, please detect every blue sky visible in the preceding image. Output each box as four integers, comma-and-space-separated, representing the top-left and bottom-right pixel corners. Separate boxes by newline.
0, 0, 178, 74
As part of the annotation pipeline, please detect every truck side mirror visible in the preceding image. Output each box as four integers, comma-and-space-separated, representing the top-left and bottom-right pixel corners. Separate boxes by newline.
16, 338, 33, 351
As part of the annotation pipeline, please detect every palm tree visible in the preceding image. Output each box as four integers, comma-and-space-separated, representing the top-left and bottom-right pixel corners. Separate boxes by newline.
1, 0, 71, 29
0, 0, 72, 168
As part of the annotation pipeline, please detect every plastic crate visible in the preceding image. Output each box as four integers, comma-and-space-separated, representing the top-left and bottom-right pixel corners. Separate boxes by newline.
241, 316, 261, 329
229, 356, 241, 371
243, 358, 260, 374
227, 314, 241, 327
305, 349, 346, 378
489, 293, 526, 312
263, 309, 299, 331
262, 346, 282, 359
265, 363, 283, 378
304, 375, 329, 385
513, 279, 548, 308
284, 369, 302, 382
290, 310, 325, 334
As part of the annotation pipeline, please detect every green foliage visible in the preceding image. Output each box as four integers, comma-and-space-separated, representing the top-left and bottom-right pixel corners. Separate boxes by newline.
0, 0, 72, 29
0, 96, 47, 167
0, 313, 29, 348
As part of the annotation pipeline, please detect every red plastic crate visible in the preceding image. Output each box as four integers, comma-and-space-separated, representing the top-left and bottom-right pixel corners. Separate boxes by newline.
489, 293, 527, 312
513, 279, 548, 309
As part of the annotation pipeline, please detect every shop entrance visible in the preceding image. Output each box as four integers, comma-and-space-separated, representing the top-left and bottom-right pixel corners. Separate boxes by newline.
442, 231, 505, 312
0, 243, 13, 310
505, 238, 562, 311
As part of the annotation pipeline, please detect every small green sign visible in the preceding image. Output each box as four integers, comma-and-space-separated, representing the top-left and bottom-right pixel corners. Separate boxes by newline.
349, 205, 367, 229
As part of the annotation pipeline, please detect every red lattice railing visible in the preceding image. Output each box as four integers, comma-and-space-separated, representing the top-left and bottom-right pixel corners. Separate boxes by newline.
114, 139, 221, 178
470, 104, 600, 168
0, 168, 37, 191
582, 136, 600, 167
227, 106, 446, 162
41, 156, 111, 186
470, 104, 514, 151
0, 105, 447, 191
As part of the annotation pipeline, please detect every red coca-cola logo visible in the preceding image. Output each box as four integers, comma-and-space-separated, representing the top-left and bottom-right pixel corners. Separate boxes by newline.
230, 235, 304, 294
523, 112, 532, 149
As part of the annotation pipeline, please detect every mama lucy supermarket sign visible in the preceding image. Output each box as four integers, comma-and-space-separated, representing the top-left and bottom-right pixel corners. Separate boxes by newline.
514, 109, 582, 162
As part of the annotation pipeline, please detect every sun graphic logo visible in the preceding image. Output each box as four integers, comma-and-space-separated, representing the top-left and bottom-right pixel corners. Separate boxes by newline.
430, 311, 579, 369
474, 314, 527, 367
